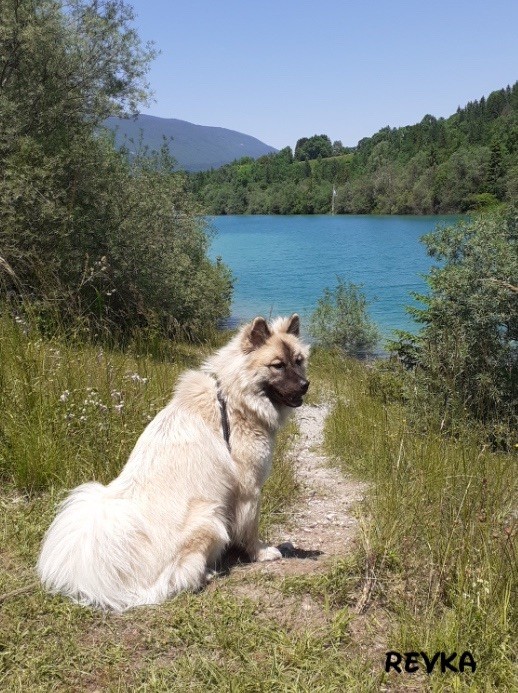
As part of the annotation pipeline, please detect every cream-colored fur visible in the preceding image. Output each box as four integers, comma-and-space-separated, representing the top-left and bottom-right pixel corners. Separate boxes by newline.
37, 315, 310, 611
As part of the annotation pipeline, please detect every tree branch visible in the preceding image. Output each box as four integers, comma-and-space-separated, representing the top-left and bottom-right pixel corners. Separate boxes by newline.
482, 278, 518, 294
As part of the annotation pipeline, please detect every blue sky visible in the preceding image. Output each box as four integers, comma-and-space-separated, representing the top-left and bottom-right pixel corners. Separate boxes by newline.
127, 0, 518, 150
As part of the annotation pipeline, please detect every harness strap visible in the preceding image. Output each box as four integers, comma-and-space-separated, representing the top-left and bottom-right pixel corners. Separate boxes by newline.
216, 384, 231, 452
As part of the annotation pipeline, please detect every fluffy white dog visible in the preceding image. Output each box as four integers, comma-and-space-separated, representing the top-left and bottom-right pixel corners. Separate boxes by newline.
37, 315, 310, 611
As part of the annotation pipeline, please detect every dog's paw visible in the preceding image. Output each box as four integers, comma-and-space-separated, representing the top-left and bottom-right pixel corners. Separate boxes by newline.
256, 545, 282, 562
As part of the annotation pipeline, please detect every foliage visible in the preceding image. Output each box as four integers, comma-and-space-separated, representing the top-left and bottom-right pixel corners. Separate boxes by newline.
308, 277, 379, 357
1, 136, 232, 338
295, 134, 333, 160
0, 0, 231, 338
332, 139, 347, 156
190, 83, 518, 215
402, 207, 518, 446
190, 148, 351, 215
314, 349, 517, 690
0, 0, 155, 142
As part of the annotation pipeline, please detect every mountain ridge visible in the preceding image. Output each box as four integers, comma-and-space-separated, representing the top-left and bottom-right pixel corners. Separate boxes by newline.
104, 114, 278, 172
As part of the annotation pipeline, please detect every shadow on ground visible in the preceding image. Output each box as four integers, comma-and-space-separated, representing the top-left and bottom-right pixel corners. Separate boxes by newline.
212, 542, 324, 579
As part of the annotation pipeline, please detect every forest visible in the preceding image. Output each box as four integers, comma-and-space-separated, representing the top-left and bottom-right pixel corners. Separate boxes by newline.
189, 83, 518, 215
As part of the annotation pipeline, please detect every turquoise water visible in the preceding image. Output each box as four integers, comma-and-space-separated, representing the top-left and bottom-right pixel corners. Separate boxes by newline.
208, 215, 458, 337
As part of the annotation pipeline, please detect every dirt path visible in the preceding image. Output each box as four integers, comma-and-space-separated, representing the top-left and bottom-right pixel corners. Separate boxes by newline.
214, 402, 367, 631
227, 402, 366, 582
275, 402, 366, 567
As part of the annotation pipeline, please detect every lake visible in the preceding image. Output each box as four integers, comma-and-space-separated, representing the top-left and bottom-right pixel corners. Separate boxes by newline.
208, 215, 459, 338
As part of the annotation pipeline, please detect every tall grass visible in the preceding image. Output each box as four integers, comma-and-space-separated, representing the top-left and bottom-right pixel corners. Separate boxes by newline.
0, 310, 185, 492
312, 349, 517, 689
3, 309, 515, 688
0, 309, 296, 530
2, 314, 379, 692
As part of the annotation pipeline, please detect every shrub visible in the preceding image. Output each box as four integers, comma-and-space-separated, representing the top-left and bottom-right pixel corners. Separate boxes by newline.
308, 277, 379, 357
401, 207, 518, 446
0, 0, 232, 339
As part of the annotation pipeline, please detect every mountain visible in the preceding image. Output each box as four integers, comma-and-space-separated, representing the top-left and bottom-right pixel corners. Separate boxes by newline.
103, 115, 278, 171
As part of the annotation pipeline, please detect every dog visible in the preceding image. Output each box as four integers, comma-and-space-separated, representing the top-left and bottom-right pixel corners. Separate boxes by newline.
37, 314, 310, 611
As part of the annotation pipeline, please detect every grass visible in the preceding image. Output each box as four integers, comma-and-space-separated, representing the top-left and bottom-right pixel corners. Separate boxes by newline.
0, 313, 188, 492
1, 513, 376, 693
0, 312, 379, 691
0, 309, 297, 537
1, 314, 516, 691
309, 348, 517, 691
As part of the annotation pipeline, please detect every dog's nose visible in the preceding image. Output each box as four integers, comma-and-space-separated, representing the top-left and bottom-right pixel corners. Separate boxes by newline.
300, 380, 310, 394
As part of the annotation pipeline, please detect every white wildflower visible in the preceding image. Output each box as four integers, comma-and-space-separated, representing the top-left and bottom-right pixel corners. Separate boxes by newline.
127, 373, 148, 384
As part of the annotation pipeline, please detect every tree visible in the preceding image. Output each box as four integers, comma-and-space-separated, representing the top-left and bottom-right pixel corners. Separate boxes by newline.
488, 139, 505, 197
0, 1, 232, 337
408, 207, 518, 446
1, 0, 155, 150
191, 82, 518, 216
332, 140, 346, 156
294, 137, 309, 160
295, 134, 333, 161
309, 277, 379, 357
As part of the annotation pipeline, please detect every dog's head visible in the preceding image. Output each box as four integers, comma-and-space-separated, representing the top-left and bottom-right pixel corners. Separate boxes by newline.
242, 314, 310, 408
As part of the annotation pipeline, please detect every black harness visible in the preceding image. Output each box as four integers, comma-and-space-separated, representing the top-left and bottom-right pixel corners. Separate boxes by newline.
216, 384, 231, 452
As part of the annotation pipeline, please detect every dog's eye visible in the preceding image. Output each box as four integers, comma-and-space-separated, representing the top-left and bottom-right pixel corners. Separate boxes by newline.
295, 356, 304, 365
270, 362, 284, 370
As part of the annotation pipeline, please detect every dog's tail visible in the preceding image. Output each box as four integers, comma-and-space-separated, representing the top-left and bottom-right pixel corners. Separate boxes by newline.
37, 482, 150, 611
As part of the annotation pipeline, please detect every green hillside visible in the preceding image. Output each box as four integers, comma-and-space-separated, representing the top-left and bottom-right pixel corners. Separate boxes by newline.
189, 83, 518, 214
104, 115, 278, 172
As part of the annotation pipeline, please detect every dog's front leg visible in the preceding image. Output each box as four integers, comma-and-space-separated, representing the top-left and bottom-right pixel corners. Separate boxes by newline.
234, 493, 282, 562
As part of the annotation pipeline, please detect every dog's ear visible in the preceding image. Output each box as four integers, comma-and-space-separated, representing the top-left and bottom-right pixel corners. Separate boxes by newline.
285, 313, 300, 337
244, 317, 271, 351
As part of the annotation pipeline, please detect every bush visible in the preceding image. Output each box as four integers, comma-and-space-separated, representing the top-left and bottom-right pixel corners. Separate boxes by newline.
402, 207, 518, 446
0, 0, 232, 339
1, 135, 232, 340
308, 277, 380, 357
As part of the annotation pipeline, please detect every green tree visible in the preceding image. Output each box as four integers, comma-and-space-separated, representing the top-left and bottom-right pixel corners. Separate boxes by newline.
408, 208, 518, 445
190, 83, 518, 216
0, 0, 231, 337
332, 140, 346, 156
295, 134, 333, 161
309, 277, 379, 357
487, 139, 505, 198
0, 0, 155, 150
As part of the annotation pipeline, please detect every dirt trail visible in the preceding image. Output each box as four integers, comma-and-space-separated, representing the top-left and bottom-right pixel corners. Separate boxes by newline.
213, 401, 367, 634
229, 402, 366, 581
276, 402, 366, 566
